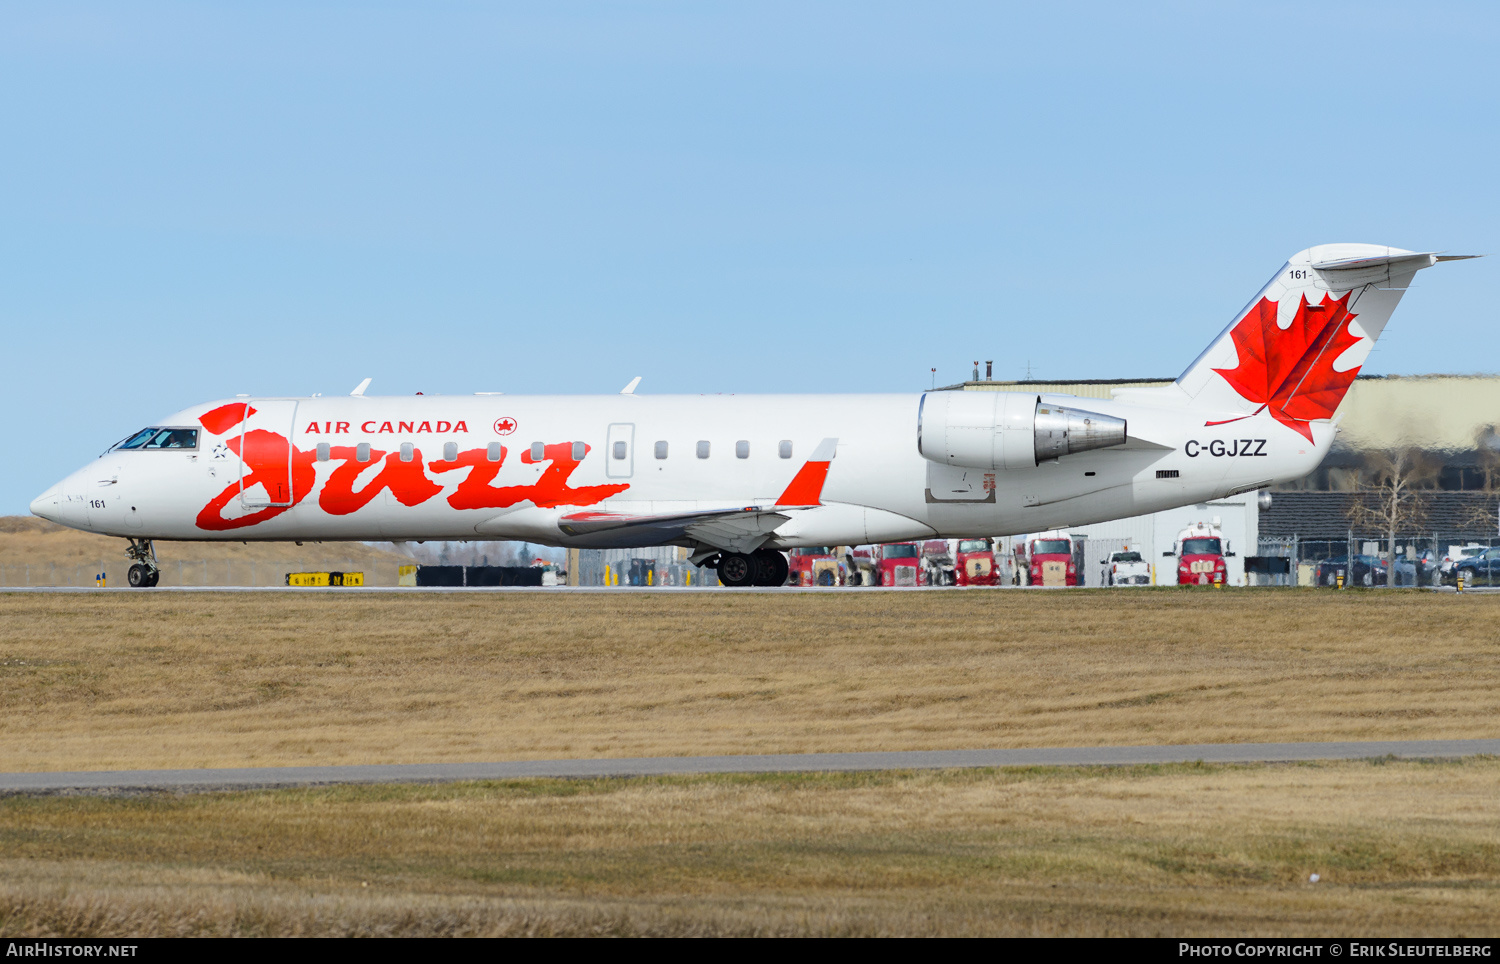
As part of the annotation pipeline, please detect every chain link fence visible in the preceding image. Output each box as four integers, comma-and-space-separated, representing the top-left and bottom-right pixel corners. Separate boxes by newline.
0, 559, 403, 588
574, 547, 720, 587
1254, 533, 1500, 587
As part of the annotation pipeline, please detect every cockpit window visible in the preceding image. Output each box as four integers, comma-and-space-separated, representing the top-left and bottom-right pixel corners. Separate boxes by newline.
114, 427, 199, 451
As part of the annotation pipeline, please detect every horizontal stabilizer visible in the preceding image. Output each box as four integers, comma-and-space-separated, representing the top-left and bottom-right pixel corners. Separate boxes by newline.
1311, 251, 1440, 272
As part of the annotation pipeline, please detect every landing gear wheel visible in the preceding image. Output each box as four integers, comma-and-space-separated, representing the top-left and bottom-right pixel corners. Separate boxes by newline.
123, 537, 160, 588
751, 549, 789, 586
718, 552, 754, 588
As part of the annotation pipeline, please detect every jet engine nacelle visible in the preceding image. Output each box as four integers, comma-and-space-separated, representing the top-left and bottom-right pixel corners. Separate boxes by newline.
917, 391, 1128, 470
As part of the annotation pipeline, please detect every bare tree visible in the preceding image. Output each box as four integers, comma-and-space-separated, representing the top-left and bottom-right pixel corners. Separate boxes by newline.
1456, 430, 1500, 539
1457, 496, 1500, 538
1346, 448, 1436, 587
1474, 426, 1500, 493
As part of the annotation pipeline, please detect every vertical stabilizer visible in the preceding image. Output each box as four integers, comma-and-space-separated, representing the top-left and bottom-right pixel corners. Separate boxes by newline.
1176, 244, 1445, 440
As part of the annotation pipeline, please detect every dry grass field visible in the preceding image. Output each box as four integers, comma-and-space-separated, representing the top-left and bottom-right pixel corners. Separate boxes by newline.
0, 517, 410, 587
0, 761, 1496, 936
1, 589, 1496, 936
0, 590, 1494, 772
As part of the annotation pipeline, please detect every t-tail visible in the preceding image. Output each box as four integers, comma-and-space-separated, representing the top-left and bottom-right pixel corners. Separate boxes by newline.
1171, 244, 1475, 442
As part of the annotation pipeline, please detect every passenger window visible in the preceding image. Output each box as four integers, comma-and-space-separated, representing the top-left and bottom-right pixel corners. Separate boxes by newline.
356, 442, 372, 463
779, 440, 792, 459
697, 441, 711, 459
736, 440, 750, 459
613, 441, 627, 459
570, 440, 585, 461
530, 442, 545, 461
655, 441, 668, 459
486, 442, 502, 462
443, 441, 458, 462
316, 442, 330, 462
400, 442, 414, 463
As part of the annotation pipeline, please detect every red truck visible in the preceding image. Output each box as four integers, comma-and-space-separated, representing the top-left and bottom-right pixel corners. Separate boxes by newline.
1015, 531, 1077, 587
787, 546, 841, 586
1167, 521, 1229, 586
877, 543, 925, 587
955, 538, 1001, 586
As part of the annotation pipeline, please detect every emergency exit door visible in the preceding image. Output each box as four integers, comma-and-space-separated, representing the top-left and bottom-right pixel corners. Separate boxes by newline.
606, 423, 634, 479
239, 400, 300, 507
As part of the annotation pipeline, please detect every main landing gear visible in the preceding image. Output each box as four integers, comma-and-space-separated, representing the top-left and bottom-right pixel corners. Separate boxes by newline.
125, 538, 160, 588
715, 548, 790, 588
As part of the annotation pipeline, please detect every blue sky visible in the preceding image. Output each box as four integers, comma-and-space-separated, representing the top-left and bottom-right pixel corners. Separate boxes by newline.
4, 1, 1498, 513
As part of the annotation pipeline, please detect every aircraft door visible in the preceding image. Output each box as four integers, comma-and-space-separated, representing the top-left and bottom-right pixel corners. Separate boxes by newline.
239, 400, 300, 507
606, 423, 634, 479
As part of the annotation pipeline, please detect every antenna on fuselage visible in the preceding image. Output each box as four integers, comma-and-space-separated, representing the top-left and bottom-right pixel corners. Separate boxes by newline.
620, 376, 642, 395
350, 378, 372, 396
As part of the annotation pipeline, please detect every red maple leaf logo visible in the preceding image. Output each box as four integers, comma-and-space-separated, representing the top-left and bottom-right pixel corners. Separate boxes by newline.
1210, 291, 1362, 442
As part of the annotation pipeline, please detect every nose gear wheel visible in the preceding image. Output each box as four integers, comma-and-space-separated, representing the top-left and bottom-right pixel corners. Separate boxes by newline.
124, 538, 160, 588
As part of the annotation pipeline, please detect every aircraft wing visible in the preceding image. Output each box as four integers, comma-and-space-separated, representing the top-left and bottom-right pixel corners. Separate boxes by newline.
556, 437, 840, 554
557, 504, 800, 554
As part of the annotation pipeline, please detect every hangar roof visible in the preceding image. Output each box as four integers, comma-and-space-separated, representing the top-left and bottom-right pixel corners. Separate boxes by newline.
1259, 490, 1497, 540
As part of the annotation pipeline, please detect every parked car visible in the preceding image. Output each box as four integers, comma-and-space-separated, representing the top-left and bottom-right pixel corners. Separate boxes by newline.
1414, 548, 1443, 586
1446, 546, 1500, 587
1440, 544, 1488, 580
1389, 548, 1443, 586
1314, 555, 1388, 587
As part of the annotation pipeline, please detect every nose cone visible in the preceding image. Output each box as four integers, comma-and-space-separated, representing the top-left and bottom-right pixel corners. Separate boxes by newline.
30, 483, 62, 523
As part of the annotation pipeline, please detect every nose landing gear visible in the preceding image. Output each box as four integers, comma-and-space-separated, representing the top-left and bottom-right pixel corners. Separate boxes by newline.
125, 538, 160, 588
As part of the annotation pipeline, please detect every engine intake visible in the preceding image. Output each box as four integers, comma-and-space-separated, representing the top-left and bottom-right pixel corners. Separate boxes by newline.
917, 392, 1127, 470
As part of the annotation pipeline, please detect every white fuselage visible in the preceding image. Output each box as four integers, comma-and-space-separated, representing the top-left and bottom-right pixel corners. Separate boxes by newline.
31, 389, 1330, 550
32, 244, 1458, 561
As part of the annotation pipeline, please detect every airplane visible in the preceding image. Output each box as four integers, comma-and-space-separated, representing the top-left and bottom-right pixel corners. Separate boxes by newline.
30, 243, 1473, 588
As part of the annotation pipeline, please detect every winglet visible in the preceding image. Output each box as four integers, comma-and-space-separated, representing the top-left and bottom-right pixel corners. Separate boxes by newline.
350, 378, 372, 397
775, 438, 838, 506
620, 376, 642, 395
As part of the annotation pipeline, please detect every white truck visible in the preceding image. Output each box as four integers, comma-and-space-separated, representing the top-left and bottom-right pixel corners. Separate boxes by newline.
1102, 549, 1151, 586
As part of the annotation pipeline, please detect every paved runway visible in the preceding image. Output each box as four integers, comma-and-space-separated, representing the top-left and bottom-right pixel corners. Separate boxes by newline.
2, 739, 1494, 793
0, 585, 1475, 594
0, 584, 1025, 594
